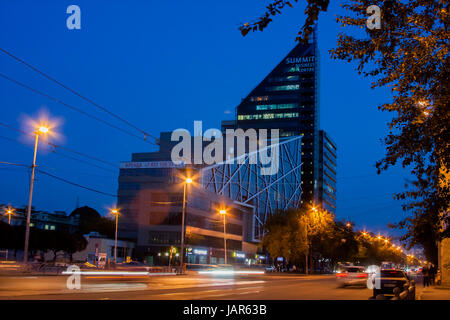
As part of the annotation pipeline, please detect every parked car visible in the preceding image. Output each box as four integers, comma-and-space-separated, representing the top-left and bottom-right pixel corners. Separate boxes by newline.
372, 269, 410, 296
335, 266, 368, 287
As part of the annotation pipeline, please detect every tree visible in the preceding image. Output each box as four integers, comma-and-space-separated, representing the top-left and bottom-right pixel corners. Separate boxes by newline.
70, 206, 101, 234
40, 230, 68, 262
239, 0, 449, 261
356, 232, 406, 265
70, 206, 115, 238
262, 209, 309, 269
0, 221, 15, 250
239, 0, 329, 43
315, 221, 359, 270
262, 207, 337, 273
64, 233, 88, 263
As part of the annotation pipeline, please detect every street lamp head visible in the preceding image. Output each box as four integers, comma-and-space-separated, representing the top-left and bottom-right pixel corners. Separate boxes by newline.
186, 178, 193, 184
38, 126, 49, 134
110, 208, 119, 215
219, 209, 227, 215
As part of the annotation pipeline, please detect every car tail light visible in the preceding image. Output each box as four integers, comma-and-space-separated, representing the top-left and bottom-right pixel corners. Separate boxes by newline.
357, 273, 368, 278
336, 272, 348, 278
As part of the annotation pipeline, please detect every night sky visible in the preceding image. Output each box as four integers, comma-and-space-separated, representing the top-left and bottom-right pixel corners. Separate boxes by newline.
0, 1, 412, 236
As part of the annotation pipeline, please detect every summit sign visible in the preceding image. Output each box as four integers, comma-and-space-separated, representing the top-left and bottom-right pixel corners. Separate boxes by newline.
285, 56, 315, 73
285, 56, 315, 64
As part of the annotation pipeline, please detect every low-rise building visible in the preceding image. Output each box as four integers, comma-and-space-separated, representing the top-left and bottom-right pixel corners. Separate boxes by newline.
72, 232, 135, 264
0, 205, 79, 233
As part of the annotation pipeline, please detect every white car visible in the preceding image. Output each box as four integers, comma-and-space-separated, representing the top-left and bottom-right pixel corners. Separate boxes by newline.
336, 266, 368, 287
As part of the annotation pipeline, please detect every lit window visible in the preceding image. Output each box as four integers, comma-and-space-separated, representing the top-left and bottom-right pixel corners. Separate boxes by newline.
266, 85, 300, 92
238, 113, 298, 120
285, 66, 314, 73
256, 103, 298, 111
250, 96, 269, 102
50, 225, 56, 230
269, 75, 300, 82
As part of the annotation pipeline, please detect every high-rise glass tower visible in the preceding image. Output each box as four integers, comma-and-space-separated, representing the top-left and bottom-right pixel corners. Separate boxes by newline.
318, 130, 337, 213
224, 34, 320, 206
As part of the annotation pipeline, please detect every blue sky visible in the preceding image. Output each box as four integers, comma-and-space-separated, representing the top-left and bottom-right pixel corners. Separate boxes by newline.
0, 1, 412, 236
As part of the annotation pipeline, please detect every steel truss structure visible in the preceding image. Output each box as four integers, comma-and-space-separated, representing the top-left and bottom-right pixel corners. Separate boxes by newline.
200, 136, 303, 241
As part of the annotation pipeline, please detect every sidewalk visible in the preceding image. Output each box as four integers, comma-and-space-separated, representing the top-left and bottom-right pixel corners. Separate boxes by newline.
418, 285, 450, 300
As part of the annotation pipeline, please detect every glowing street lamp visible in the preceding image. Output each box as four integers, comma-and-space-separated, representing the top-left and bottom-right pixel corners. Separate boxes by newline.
110, 208, 120, 264
5, 207, 14, 225
180, 177, 193, 274
23, 124, 50, 263
219, 209, 227, 264
38, 126, 49, 133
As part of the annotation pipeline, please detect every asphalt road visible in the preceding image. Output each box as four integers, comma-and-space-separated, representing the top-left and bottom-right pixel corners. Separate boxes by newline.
0, 273, 377, 300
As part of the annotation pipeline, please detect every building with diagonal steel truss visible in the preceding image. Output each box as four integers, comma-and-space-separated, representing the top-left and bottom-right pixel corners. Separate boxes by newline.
200, 135, 303, 241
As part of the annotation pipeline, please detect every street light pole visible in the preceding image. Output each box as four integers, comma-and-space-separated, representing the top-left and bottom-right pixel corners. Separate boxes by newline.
180, 178, 192, 274
110, 208, 119, 265
6, 208, 13, 225
23, 127, 48, 263
220, 209, 227, 264
114, 212, 118, 264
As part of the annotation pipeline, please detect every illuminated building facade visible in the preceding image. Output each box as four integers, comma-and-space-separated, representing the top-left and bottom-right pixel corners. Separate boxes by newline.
117, 133, 254, 265
318, 130, 337, 213
225, 35, 320, 207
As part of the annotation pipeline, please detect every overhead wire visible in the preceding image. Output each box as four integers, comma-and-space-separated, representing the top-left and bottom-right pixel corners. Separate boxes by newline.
0, 47, 158, 143
0, 73, 157, 146
0, 122, 117, 169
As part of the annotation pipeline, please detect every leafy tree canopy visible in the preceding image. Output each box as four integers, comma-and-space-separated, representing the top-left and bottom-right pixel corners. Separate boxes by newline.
240, 0, 449, 260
